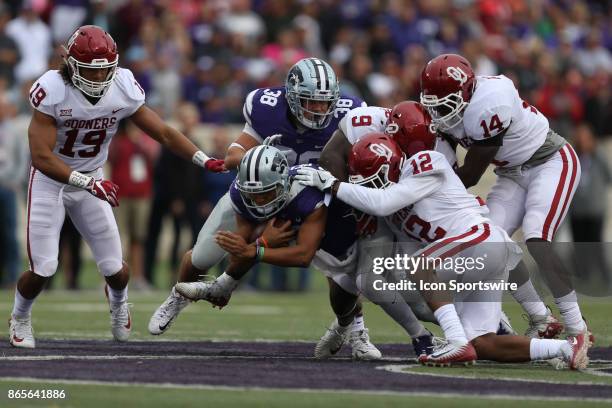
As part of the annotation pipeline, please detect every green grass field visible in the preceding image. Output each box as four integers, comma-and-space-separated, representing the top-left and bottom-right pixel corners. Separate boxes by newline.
1, 262, 611, 407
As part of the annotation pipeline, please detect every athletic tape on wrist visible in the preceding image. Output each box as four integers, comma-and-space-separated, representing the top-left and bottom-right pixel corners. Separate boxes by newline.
192, 150, 210, 168
68, 171, 93, 189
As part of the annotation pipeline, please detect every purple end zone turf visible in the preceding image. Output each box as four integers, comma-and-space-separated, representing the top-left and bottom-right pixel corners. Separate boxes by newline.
1, 341, 612, 399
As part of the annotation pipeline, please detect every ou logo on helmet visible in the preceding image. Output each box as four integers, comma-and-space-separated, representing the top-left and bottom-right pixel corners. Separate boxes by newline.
447, 66, 467, 85
369, 143, 393, 160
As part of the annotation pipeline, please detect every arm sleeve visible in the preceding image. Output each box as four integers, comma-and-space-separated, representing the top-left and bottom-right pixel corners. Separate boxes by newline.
336, 173, 443, 216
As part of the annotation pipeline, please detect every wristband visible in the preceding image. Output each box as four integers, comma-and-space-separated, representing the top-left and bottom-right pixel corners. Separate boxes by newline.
258, 236, 269, 248
192, 150, 211, 168
68, 171, 93, 189
254, 239, 261, 262
257, 246, 265, 261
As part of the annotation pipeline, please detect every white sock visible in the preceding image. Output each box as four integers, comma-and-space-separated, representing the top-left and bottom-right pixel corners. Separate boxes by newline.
433, 304, 468, 345
217, 272, 239, 291
351, 314, 365, 332
554, 291, 586, 334
107, 286, 128, 308
12, 290, 35, 318
511, 280, 548, 317
529, 338, 568, 360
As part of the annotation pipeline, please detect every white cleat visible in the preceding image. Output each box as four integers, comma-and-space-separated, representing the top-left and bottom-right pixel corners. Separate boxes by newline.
348, 328, 382, 360
105, 286, 131, 342
175, 280, 232, 308
418, 338, 477, 367
148, 287, 190, 335
524, 306, 564, 339
109, 301, 132, 342
8, 315, 35, 349
314, 319, 349, 359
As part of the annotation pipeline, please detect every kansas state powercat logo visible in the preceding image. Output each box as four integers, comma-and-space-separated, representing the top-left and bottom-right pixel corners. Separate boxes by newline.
369, 143, 393, 160
447, 66, 468, 85
59, 109, 72, 117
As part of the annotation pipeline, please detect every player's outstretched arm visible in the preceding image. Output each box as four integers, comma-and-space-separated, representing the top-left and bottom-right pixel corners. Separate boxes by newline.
319, 129, 352, 181
130, 105, 226, 173
224, 133, 261, 170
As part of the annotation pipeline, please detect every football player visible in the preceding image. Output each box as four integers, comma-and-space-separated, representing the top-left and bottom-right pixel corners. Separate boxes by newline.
148, 58, 381, 360
297, 131, 590, 370
8, 26, 226, 349
316, 101, 465, 356
420, 54, 588, 342
176, 145, 381, 360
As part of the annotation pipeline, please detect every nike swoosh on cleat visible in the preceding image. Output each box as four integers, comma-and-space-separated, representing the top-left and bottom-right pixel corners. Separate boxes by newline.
12, 335, 24, 343
125, 315, 132, 329
158, 321, 170, 332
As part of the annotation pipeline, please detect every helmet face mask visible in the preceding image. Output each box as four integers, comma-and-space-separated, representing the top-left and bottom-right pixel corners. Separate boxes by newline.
286, 58, 339, 130
420, 90, 467, 131
237, 146, 290, 220
64, 26, 119, 98
349, 164, 393, 189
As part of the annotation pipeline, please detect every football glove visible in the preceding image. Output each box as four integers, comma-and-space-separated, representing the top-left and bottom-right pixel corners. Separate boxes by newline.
295, 167, 337, 192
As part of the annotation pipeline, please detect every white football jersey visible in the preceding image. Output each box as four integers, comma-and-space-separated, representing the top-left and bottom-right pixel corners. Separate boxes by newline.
444, 75, 549, 167
336, 149, 489, 243
28, 68, 145, 171
340, 105, 458, 167
385, 151, 489, 243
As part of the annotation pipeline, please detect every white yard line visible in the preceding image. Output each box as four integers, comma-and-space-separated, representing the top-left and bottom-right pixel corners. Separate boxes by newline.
378, 363, 612, 385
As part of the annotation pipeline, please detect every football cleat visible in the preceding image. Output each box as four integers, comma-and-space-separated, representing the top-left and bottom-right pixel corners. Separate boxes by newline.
175, 280, 232, 308
418, 338, 477, 367
497, 310, 517, 335
148, 287, 190, 335
562, 326, 590, 370
314, 319, 350, 359
8, 315, 35, 349
523, 306, 564, 339
105, 286, 131, 342
412, 331, 434, 357
348, 329, 382, 360
566, 318, 594, 347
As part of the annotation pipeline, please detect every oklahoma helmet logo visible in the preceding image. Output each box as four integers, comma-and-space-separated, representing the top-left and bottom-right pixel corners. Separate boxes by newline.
447, 66, 468, 85
369, 143, 393, 160
385, 123, 399, 135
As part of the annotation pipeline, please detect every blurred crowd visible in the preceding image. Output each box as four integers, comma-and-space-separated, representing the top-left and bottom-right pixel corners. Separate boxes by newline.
0, 0, 610, 289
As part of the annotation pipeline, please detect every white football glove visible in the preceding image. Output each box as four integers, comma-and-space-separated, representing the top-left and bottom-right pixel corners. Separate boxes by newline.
262, 134, 283, 146
295, 167, 337, 192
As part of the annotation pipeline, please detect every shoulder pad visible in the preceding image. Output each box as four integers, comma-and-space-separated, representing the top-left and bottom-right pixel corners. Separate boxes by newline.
242, 89, 258, 126
29, 71, 66, 111
114, 68, 146, 103
404, 150, 448, 177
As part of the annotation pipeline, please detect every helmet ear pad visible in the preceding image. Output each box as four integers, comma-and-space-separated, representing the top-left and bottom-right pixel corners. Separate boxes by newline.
285, 58, 340, 130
